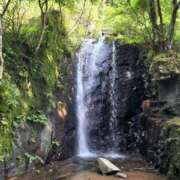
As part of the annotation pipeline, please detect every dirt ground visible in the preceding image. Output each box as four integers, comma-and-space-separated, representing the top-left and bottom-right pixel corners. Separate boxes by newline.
10, 156, 167, 180
71, 171, 167, 180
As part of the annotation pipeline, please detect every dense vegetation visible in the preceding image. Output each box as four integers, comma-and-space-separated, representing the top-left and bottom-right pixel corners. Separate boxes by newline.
0, 0, 180, 177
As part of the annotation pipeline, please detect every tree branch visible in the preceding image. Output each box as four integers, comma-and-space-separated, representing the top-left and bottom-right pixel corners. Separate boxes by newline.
1, 0, 12, 17
67, 0, 87, 35
0, 17, 3, 79
149, 0, 158, 38
127, 1, 153, 44
35, 0, 48, 53
0, 0, 12, 79
168, 0, 180, 48
157, 0, 163, 33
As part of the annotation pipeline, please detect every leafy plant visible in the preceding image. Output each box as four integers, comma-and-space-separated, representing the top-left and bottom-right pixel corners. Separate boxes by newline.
24, 153, 44, 164
26, 112, 48, 125
0, 79, 20, 160
0, 79, 20, 112
24, 153, 44, 170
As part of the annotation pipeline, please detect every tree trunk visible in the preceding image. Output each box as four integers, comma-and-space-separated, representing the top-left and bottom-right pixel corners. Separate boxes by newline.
168, 0, 180, 49
0, 16, 3, 80
38, 0, 48, 26
0, 0, 12, 80
36, 0, 48, 52
157, 0, 166, 51
157, 0, 163, 32
149, 0, 158, 50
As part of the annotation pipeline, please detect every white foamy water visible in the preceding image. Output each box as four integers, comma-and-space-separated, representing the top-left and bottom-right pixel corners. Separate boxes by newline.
76, 41, 91, 156
110, 41, 118, 145
76, 37, 126, 159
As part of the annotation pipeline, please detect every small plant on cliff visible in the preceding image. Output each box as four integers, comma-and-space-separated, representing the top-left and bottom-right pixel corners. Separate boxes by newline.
0, 79, 20, 160
24, 153, 44, 170
26, 111, 48, 125
0, 78, 20, 178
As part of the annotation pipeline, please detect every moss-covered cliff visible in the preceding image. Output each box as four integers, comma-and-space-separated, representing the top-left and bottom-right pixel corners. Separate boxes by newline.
144, 113, 180, 179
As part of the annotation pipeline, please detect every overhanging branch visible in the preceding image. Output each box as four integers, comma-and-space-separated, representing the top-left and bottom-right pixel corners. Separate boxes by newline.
1, 0, 12, 17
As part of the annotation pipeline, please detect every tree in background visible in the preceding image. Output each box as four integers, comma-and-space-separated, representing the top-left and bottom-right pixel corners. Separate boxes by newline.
129, 0, 180, 51
147, 0, 180, 51
0, 0, 12, 80
104, 0, 180, 51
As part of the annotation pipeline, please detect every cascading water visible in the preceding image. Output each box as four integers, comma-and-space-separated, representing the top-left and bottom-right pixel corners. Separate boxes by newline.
76, 39, 93, 157
109, 41, 118, 150
76, 37, 125, 158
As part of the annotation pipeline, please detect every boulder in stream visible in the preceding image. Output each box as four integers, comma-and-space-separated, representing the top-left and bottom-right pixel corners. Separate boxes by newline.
97, 158, 128, 179
97, 158, 121, 174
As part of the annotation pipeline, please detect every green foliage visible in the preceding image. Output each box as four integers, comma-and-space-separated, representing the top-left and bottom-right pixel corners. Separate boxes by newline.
101, 0, 180, 50
102, 1, 150, 44
26, 112, 48, 125
3, 9, 69, 111
0, 79, 20, 160
160, 118, 180, 179
130, 0, 149, 11
24, 152, 44, 165
166, 117, 180, 127
0, 0, 84, 162
55, 0, 75, 8
24, 152, 44, 170
0, 79, 20, 113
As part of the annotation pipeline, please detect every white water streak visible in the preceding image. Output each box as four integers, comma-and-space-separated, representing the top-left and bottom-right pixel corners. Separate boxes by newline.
76, 38, 125, 159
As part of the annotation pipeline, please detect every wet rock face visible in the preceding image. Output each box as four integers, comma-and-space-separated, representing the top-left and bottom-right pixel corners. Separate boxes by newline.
134, 90, 180, 180
84, 42, 112, 152
56, 41, 147, 159
141, 113, 180, 180
158, 76, 180, 116
69, 40, 146, 155
0, 121, 53, 178
44, 56, 77, 161
133, 76, 180, 178
54, 56, 77, 160
14, 121, 53, 158
114, 44, 146, 151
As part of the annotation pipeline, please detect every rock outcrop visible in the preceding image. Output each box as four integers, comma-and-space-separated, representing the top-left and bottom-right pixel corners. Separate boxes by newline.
97, 158, 121, 174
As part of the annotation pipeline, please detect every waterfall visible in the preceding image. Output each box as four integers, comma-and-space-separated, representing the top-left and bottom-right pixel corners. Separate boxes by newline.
76, 48, 89, 157
110, 41, 118, 150
76, 37, 125, 158
76, 39, 93, 157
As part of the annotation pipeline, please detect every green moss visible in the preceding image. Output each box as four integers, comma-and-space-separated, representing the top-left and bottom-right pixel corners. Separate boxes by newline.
166, 117, 180, 126
26, 112, 48, 125
0, 79, 20, 160
150, 52, 180, 80
165, 117, 180, 136
160, 116, 180, 179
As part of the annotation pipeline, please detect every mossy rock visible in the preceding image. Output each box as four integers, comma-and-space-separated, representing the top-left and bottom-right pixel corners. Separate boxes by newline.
166, 117, 180, 127
160, 117, 180, 179
150, 52, 180, 80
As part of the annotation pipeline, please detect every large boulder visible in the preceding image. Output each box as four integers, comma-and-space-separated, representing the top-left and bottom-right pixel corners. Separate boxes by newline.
158, 76, 180, 116
14, 120, 53, 159
97, 158, 121, 174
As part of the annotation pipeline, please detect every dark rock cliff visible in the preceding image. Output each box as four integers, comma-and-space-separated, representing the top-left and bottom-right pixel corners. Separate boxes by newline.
57, 41, 147, 157
140, 76, 180, 179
